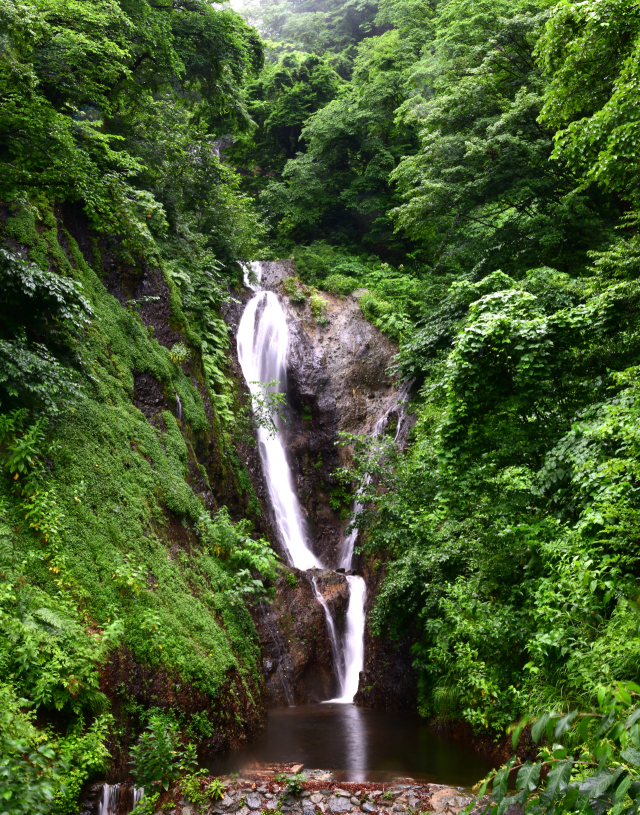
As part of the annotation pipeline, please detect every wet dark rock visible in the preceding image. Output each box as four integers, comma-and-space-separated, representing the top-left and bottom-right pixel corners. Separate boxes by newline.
255, 569, 339, 705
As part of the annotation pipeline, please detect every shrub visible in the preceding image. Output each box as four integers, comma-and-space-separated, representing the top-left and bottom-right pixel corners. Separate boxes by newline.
130, 716, 198, 792
309, 290, 328, 321
324, 274, 359, 296
169, 342, 191, 365
282, 278, 307, 305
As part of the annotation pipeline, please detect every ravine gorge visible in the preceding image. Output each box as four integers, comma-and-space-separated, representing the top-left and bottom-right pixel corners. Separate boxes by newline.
4, 0, 640, 813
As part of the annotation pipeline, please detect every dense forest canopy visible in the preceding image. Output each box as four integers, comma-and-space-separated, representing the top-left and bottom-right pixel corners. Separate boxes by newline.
5, 0, 640, 810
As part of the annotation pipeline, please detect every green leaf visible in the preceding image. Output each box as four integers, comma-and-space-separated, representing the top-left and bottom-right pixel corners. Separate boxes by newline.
540, 760, 574, 808
513, 716, 531, 750
532, 714, 551, 744
555, 711, 578, 740
621, 748, 640, 768
514, 762, 541, 805
579, 766, 625, 799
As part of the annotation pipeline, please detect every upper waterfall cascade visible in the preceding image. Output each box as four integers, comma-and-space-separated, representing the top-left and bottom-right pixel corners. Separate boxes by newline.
237, 261, 365, 703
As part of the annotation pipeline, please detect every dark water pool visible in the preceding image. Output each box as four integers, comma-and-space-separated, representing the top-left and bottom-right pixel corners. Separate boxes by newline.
204, 704, 495, 788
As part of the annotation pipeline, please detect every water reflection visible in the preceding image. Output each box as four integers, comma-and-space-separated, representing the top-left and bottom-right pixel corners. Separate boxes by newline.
203, 704, 495, 788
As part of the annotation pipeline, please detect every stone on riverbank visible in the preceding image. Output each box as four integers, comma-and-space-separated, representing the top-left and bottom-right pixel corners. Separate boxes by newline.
149, 764, 474, 815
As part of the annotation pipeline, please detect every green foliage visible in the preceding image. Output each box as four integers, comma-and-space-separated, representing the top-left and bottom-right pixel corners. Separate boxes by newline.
180, 771, 226, 806
0, 0, 263, 261
210, 778, 227, 801
130, 715, 198, 792
309, 290, 328, 321
0, 248, 92, 413
132, 791, 161, 815
169, 343, 192, 366
54, 714, 113, 815
472, 682, 640, 815
0, 683, 65, 815
283, 278, 308, 305
324, 274, 359, 295
227, 52, 344, 196
274, 772, 306, 796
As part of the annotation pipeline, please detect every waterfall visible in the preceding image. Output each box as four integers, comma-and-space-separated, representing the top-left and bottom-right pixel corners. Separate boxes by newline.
237, 262, 365, 703
97, 783, 145, 815
237, 284, 320, 571
332, 575, 366, 702
311, 575, 344, 683
339, 380, 412, 569
98, 783, 120, 815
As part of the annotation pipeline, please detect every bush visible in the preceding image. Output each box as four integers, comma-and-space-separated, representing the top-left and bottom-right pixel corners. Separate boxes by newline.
0, 683, 63, 815
292, 242, 337, 285
130, 716, 198, 792
282, 278, 307, 305
309, 290, 328, 321
324, 274, 359, 295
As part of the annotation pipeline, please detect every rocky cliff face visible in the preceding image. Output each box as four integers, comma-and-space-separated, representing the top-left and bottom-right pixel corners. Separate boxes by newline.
224, 261, 417, 710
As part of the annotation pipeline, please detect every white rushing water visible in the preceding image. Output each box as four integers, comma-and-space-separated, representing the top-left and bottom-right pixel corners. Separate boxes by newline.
237, 261, 366, 703
330, 575, 367, 703
237, 278, 321, 571
98, 783, 144, 815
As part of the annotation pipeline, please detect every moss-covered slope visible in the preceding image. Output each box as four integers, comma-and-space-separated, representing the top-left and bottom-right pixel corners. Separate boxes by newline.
0, 199, 272, 803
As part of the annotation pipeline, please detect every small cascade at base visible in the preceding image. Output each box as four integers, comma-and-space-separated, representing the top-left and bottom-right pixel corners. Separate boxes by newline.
237, 261, 366, 703
97, 783, 144, 815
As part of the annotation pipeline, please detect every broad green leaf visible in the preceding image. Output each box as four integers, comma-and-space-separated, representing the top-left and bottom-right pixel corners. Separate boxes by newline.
555, 711, 578, 739
540, 760, 574, 808
621, 749, 640, 768
532, 714, 551, 744
514, 762, 541, 805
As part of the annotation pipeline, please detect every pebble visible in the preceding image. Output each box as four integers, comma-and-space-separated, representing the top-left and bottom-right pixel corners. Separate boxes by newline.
351, 798, 360, 806
361, 804, 377, 814
329, 797, 353, 813
311, 795, 324, 804
265, 801, 279, 810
